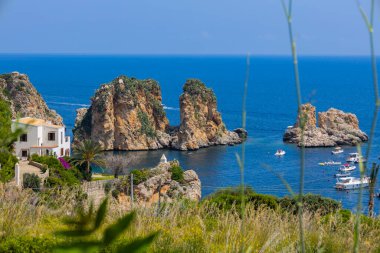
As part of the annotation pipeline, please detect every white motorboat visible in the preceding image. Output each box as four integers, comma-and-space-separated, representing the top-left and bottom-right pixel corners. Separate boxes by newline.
334, 172, 351, 178
275, 149, 286, 156
318, 161, 342, 166
331, 147, 344, 155
335, 177, 370, 190
339, 164, 356, 172
346, 153, 359, 162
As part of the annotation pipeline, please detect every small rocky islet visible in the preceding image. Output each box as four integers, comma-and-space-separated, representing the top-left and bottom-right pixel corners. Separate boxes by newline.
73, 76, 247, 151
283, 103, 368, 147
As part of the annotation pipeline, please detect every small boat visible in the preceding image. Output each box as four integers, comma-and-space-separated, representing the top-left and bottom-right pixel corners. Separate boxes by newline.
332, 147, 344, 155
346, 153, 366, 163
319, 161, 342, 166
346, 153, 359, 162
334, 172, 351, 178
275, 149, 286, 156
335, 177, 370, 190
339, 164, 356, 172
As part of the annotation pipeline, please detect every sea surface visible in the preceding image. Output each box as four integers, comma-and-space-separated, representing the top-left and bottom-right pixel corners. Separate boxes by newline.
1, 54, 379, 212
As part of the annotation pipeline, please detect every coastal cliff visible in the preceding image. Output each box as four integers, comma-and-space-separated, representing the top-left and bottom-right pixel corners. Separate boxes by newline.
171, 79, 244, 150
134, 160, 201, 204
74, 76, 246, 150
73, 76, 170, 150
0, 72, 63, 125
283, 103, 368, 147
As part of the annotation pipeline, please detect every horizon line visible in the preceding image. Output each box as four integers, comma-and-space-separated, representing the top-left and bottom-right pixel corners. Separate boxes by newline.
0, 52, 378, 58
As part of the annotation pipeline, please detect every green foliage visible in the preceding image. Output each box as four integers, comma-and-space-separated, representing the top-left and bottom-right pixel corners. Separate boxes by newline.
0, 99, 24, 182
205, 187, 341, 216
23, 173, 41, 192
204, 187, 279, 213
71, 139, 104, 177
111, 189, 120, 199
169, 164, 184, 183
104, 181, 112, 194
137, 110, 156, 138
279, 194, 342, 216
131, 169, 151, 185
54, 198, 157, 252
0, 236, 57, 253
31, 154, 81, 187
0, 151, 18, 182
183, 79, 217, 103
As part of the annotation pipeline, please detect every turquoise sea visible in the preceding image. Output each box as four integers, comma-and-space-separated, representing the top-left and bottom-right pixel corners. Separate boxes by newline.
1, 54, 379, 212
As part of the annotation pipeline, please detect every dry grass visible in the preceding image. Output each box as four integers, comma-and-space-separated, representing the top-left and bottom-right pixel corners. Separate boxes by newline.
2, 184, 380, 252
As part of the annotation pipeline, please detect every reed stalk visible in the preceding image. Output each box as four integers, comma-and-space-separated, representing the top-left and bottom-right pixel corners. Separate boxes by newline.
236, 53, 250, 252
281, 0, 305, 252
355, 1, 380, 251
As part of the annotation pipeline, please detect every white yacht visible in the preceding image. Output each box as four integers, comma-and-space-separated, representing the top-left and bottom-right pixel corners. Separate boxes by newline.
332, 147, 344, 155
339, 164, 356, 172
335, 177, 370, 190
334, 172, 351, 178
346, 153, 367, 163
275, 149, 286, 156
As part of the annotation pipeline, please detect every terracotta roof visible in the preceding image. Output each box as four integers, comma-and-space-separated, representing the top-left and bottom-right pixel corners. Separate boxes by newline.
14, 117, 62, 129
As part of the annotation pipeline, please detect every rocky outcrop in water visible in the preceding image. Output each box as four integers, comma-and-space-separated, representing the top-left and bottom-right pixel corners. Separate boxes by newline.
0, 72, 63, 125
171, 79, 243, 150
73, 76, 246, 151
283, 103, 368, 147
73, 76, 170, 150
134, 160, 201, 204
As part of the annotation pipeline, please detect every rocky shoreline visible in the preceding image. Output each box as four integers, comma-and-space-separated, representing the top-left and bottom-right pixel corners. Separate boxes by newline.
73, 76, 247, 151
283, 103, 368, 147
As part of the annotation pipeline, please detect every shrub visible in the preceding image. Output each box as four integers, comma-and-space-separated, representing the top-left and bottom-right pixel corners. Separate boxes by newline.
0, 236, 57, 253
104, 181, 112, 194
204, 186, 279, 213
112, 189, 120, 199
279, 194, 341, 215
22, 173, 41, 192
137, 110, 156, 138
131, 169, 151, 185
0, 152, 18, 182
169, 164, 184, 183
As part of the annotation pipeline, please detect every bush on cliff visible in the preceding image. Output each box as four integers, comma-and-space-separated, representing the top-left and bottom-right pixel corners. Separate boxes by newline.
169, 164, 184, 183
130, 169, 151, 185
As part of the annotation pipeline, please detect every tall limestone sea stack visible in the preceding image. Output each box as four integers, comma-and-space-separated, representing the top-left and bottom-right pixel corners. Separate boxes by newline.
74, 76, 170, 150
73, 76, 247, 151
171, 79, 243, 150
283, 103, 368, 147
0, 72, 63, 125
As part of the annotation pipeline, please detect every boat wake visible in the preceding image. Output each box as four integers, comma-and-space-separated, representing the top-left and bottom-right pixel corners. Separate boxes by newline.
47, 101, 90, 107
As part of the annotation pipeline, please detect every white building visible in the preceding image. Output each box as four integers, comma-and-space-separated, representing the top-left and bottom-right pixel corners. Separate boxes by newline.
12, 117, 71, 159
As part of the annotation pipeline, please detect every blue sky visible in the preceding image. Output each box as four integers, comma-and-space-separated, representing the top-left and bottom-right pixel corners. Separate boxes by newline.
0, 0, 378, 55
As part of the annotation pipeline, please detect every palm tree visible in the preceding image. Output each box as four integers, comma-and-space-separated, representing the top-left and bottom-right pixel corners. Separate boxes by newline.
72, 140, 104, 176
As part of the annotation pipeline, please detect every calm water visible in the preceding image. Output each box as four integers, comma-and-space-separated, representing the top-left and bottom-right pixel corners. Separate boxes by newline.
1, 54, 379, 212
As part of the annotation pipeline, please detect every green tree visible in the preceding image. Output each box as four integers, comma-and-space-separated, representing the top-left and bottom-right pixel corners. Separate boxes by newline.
0, 99, 23, 182
71, 140, 104, 177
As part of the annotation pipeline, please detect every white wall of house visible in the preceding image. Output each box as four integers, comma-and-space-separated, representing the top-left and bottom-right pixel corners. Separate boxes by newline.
12, 124, 39, 158
12, 119, 71, 158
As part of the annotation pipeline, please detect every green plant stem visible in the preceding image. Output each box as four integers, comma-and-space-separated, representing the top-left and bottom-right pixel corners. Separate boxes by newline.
282, 1, 305, 252
239, 53, 250, 251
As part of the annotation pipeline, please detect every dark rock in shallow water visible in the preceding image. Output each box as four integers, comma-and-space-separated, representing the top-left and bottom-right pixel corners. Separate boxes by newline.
283, 103, 368, 147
